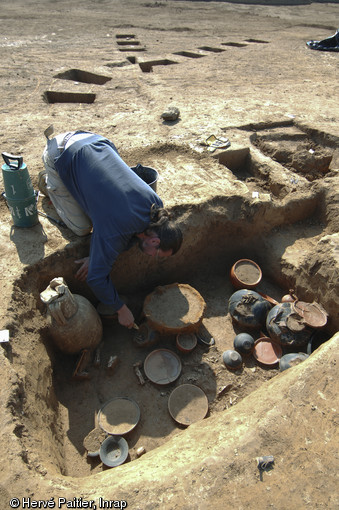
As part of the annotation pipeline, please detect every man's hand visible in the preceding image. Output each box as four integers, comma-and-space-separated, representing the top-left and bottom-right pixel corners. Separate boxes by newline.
117, 304, 135, 329
75, 257, 90, 281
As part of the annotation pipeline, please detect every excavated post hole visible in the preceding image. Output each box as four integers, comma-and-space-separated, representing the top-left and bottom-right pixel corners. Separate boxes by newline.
119, 46, 146, 52
139, 59, 178, 73
53, 69, 112, 85
116, 34, 136, 39
105, 61, 132, 68
173, 51, 206, 59
42, 91, 96, 104
245, 38, 269, 44
5, 132, 337, 478
250, 125, 336, 181
221, 42, 248, 48
198, 46, 225, 53
117, 40, 141, 46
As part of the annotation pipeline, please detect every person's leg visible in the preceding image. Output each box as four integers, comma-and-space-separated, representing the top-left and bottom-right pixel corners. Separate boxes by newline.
42, 134, 92, 236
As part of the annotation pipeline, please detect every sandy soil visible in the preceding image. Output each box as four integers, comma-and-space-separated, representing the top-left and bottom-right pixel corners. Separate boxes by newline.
0, 1, 338, 509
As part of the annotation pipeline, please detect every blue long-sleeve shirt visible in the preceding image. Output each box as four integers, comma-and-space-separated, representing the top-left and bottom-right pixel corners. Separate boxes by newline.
54, 133, 163, 310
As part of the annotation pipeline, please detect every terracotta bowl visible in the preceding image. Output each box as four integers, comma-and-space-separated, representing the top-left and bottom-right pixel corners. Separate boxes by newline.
176, 332, 197, 353
230, 259, 262, 289
143, 283, 206, 335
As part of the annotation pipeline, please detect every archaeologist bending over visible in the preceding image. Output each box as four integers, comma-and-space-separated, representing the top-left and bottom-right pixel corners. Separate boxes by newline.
40, 130, 183, 329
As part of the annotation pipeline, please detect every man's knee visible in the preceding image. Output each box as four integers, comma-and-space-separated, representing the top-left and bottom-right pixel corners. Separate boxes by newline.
73, 226, 92, 237
59, 217, 92, 237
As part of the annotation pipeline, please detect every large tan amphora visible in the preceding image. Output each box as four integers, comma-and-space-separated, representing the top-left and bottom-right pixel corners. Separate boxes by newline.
40, 277, 102, 354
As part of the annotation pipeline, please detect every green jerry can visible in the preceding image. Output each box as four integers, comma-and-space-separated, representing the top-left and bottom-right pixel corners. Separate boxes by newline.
1, 152, 38, 227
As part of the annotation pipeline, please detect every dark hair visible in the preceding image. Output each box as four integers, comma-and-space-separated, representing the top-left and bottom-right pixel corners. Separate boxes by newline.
147, 204, 183, 255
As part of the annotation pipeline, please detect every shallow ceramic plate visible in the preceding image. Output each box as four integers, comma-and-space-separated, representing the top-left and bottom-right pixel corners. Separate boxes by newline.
253, 337, 282, 366
168, 384, 208, 426
144, 349, 182, 385
98, 397, 140, 435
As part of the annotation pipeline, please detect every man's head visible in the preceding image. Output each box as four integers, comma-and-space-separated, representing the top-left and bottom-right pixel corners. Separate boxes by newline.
137, 205, 183, 258
137, 231, 172, 258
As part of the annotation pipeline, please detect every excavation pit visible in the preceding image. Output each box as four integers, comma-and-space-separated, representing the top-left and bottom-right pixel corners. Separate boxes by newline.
53, 69, 112, 85
5, 180, 337, 479
2, 134, 338, 483
251, 125, 336, 181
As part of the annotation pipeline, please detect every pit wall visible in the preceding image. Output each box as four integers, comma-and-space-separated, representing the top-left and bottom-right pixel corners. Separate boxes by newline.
110, 192, 339, 331
112, 193, 319, 288
2, 287, 67, 477
15, 186, 337, 331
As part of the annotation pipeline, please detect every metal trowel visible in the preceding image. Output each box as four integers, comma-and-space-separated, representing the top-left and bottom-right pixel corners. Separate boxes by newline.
44, 125, 54, 140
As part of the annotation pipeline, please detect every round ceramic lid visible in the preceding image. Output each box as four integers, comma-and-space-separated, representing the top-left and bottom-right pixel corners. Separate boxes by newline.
253, 337, 282, 366
98, 397, 140, 435
144, 349, 182, 385
168, 384, 208, 426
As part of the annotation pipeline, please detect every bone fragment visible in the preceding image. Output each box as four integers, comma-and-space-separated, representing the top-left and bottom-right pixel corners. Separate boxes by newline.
107, 355, 119, 375
133, 361, 145, 385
